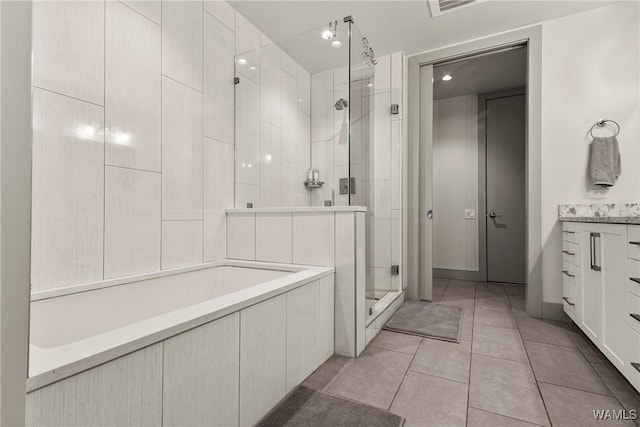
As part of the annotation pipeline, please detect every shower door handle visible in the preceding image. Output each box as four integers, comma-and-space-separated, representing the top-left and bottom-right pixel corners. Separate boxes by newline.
426, 210, 433, 219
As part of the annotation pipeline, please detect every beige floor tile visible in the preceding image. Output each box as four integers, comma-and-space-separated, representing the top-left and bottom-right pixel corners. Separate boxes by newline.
475, 282, 506, 299
327, 346, 412, 409
390, 371, 467, 427
525, 340, 611, 395
591, 362, 640, 425
474, 305, 517, 329
370, 330, 421, 355
475, 296, 512, 312
472, 324, 528, 363
469, 354, 549, 426
517, 316, 577, 348
467, 407, 543, 427
410, 338, 471, 384
539, 382, 634, 427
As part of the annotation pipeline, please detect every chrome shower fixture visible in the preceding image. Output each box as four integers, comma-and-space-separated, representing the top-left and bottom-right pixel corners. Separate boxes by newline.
322, 21, 338, 40
335, 98, 349, 110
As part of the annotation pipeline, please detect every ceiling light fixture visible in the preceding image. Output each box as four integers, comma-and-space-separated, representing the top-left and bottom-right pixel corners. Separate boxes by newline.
322, 20, 338, 40
442, 74, 453, 81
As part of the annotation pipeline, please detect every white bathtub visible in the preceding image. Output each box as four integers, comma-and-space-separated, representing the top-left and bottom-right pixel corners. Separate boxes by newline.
28, 260, 334, 391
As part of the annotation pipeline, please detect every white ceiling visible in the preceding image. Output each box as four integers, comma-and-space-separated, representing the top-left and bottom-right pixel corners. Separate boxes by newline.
433, 46, 527, 99
229, 0, 616, 73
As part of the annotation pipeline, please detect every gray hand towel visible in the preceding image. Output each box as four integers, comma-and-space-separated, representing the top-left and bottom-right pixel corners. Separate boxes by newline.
590, 136, 621, 187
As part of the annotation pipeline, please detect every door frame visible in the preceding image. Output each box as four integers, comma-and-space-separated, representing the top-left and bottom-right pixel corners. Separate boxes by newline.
407, 25, 543, 317
478, 87, 527, 284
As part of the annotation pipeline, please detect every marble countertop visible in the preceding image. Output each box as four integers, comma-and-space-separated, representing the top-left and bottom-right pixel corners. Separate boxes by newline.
558, 203, 640, 224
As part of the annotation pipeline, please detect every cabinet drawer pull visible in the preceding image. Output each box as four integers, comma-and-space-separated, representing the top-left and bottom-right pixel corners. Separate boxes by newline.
631, 278, 640, 285
631, 314, 640, 322
630, 241, 640, 246
562, 296, 575, 307
563, 230, 575, 235
562, 270, 575, 278
632, 362, 640, 373
562, 250, 575, 256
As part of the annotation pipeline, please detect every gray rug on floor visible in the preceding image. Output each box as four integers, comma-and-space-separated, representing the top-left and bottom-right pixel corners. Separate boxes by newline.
257, 386, 405, 427
383, 301, 463, 343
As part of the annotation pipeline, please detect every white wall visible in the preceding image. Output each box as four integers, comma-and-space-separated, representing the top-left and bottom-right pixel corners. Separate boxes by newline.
432, 94, 479, 271
234, 15, 311, 208
30, 1, 240, 292
541, 1, 640, 304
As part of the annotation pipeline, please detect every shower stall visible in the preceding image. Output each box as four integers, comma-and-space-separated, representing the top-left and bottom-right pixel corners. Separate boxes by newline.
233, 16, 402, 324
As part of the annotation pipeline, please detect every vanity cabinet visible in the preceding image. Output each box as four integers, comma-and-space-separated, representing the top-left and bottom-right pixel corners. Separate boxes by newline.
562, 222, 636, 391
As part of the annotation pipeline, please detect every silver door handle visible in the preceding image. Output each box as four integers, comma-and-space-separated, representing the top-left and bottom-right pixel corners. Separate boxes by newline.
426, 210, 433, 219
488, 212, 502, 218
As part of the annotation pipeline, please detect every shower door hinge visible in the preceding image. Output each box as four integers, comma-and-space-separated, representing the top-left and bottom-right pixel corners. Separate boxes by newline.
391, 265, 400, 276
391, 104, 399, 115
343, 15, 353, 23
234, 77, 240, 85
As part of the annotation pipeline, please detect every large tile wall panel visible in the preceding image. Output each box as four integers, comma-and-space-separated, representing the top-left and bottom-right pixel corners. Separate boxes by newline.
163, 312, 240, 427
373, 91, 392, 181
235, 13, 260, 54
286, 282, 318, 393
391, 209, 402, 291
239, 294, 287, 426
391, 119, 402, 210
311, 70, 333, 143
317, 274, 336, 364
235, 77, 261, 186
161, 221, 203, 269
204, 13, 235, 144
298, 66, 311, 115
255, 213, 292, 263
104, 166, 161, 279
204, 0, 235, 31
105, 1, 161, 172
334, 212, 355, 355
204, 138, 234, 262
162, 77, 203, 220
297, 111, 311, 199
261, 44, 281, 127
227, 213, 255, 260
162, 0, 203, 91
281, 71, 298, 163
121, 1, 161, 25
32, 0, 104, 105
260, 122, 281, 206
235, 183, 260, 208
391, 52, 403, 120
26, 344, 162, 426
281, 51, 297, 78
292, 212, 334, 267
280, 160, 298, 207
31, 89, 104, 290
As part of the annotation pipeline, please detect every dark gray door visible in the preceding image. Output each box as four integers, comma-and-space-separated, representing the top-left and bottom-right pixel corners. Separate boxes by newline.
486, 94, 526, 284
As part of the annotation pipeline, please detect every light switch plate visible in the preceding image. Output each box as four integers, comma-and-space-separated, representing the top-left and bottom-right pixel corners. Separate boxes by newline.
589, 189, 609, 199
465, 209, 476, 219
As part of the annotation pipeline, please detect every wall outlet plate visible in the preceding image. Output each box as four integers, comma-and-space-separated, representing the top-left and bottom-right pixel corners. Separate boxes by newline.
464, 209, 476, 219
589, 189, 609, 199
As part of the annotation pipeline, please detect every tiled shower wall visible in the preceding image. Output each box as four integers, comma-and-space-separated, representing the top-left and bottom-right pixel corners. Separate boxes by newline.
309, 53, 404, 293
234, 20, 312, 208
30, 1, 310, 292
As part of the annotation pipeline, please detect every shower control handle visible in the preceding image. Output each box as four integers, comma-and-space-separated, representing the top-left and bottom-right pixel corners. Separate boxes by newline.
426, 210, 433, 219
488, 212, 502, 218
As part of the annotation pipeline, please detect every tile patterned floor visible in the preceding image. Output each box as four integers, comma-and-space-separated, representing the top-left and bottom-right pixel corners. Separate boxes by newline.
301, 279, 640, 426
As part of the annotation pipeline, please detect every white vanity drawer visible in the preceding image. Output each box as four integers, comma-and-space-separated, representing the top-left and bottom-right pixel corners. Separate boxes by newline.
562, 261, 580, 287
628, 258, 640, 297
628, 225, 640, 261
562, 281, 578, 322
562, 223, 580, 244
626, 327, 640, 392
562, 240, 581, 267
628, 292, 640, 334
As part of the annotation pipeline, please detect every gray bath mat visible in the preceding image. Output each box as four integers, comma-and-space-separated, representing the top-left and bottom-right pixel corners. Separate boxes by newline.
383, 301, 463, 343
257, 386, 405, 427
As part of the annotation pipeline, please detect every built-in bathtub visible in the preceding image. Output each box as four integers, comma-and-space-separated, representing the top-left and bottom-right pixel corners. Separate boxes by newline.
27, 260, 335, 426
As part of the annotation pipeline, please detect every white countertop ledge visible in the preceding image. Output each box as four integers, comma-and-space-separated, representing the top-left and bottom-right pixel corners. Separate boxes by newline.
226, 206, 367, 213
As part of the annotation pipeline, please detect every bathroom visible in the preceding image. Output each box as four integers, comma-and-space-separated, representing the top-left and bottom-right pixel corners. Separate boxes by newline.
0, 0, 639, 426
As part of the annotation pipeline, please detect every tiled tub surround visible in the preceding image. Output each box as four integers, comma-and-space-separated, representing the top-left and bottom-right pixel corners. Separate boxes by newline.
559, 203, 640, 224
30, 0, 313, 293
27, 260, 334, 426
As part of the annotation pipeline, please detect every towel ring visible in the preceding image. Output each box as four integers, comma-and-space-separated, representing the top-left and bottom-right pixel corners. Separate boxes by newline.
589, 118, 620, 138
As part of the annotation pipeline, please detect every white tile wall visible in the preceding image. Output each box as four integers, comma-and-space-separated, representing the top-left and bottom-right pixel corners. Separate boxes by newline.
281, 72, 298, 163
311, 70, 333, 143
161, 221, 203, 269
255, 213, 293, 263
121, 1, 161, 25
204, 138, 234, 262
105, 1, 161, 172
298, 66, 311, 115
162, 76, 203, 220
204, 13, 235, 144
292, 212, 335, 267
235, 78, 261, 186
261, 44, 281, 127
235, 13, 261, 54
227, 213, 256, 260
162, 0, 203, 91
204, 0, 235, 31
32, 0, 105, 106
235, 183, 261, 208
104, 166, 161, 279
31, 88, 105, 289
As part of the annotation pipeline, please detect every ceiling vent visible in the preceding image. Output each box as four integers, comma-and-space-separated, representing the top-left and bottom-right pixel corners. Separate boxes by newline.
427, 0, 485, 17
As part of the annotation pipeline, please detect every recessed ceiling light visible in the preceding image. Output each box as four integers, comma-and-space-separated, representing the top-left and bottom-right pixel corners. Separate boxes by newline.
331, 40, 342, 49
322, 29, 333, 40
442, 74, 453, 81
237, 58, 247, 65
